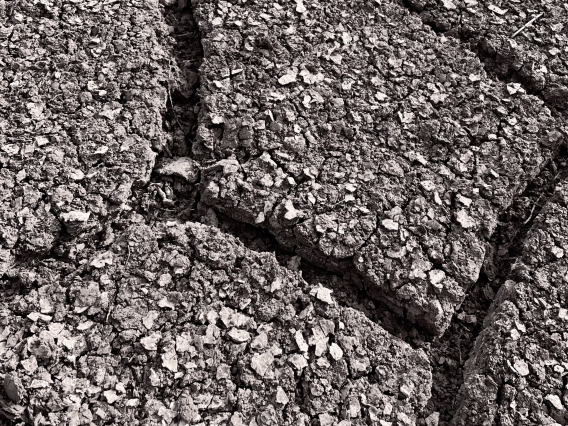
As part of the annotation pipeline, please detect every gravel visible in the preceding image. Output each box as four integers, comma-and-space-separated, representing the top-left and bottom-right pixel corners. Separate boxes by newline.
192, 0, 566, 335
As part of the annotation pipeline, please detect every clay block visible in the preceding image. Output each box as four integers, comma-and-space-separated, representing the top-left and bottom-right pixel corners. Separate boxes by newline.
0, 222, 431, 425
454, 181, 568, 425
192, 0, 565, 334
0, 0, 175, 272
406, 0, 568, 107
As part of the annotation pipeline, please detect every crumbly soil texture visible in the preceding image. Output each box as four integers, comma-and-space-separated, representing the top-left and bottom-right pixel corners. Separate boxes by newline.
2, 0, 568, 425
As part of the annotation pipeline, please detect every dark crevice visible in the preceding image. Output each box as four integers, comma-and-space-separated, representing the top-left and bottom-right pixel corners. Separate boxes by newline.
136, 0, 204, 225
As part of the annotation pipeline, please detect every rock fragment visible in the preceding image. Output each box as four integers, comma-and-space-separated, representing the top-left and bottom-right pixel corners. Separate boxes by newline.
155, 157, 200, 183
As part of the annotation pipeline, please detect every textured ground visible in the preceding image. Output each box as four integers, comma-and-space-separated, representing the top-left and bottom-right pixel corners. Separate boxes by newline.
1, 0, 568, 425
0, 222, 432, 425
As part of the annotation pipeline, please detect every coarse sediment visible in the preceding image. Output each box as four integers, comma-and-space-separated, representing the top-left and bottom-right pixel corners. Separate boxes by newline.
403, 0, 568, 108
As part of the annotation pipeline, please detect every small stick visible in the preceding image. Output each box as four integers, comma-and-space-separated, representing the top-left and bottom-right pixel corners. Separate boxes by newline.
523, 194, 543, 225
166, 59, 184, 133
511, 13, 543, 38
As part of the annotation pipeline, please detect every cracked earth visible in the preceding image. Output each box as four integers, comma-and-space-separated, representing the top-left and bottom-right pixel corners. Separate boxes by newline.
1, 0, 568, 425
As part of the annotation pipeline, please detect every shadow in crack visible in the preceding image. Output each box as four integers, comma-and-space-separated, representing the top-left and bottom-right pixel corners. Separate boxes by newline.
137, 0, 204, 224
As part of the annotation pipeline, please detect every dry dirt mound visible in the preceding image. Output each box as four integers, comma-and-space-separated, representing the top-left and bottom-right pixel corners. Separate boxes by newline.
192, 0, 565, 335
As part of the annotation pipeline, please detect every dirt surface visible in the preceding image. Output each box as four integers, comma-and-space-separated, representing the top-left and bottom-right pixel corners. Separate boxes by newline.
0, 0, 174, 272
404, 0, 568, 107
2, 0, 568, 424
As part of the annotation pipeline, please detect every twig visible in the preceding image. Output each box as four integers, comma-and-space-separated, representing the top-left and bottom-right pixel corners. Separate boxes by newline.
511, 13, 543, 38
523, 194, 543, 225
166, 59, 184, 133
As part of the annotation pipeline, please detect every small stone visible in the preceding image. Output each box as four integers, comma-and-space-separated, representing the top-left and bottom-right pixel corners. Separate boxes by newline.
158, 407, 178, 423
310, 286, 334, 304
4, 374, 24, 403
319, 413, 335, 426
430, 93, 448, 104
126, 399, 140, 407
104, 390, 119, 404
429, 269, 445, 286
158, 273, 172, 287
288, 354, 308, 370
149, 369, 161, 387
295, 330, 309, 352
396, 412, 412, 425
283, 199, 303, 220
456, 209, 476, 229
456, 194, 472, 206
157, 297, 176, 309
346, 396, 361, 418
227, 328, 251, 343
513, 359, 530, 376
251, 332, 268, 349
219, 307, 250, 328
176, 333, 192, 352
381, 219, 399, 231
551, 246, 564, 259
90, 251, 113, 268
230, 413, 245, 426
329, 343, 343, 360
400, 382, 414, 399
142, 310, 160, 330
61, 211, 90, 222
545, 394, 564, 410
295, 0, 306, 13
278, 72, 297, 85
69, 169, 85, 181
20, 356, 38, 374
425, 412, 440, 426
270, 277, 283, 292
162, 351, 178, 372
251, 352, 274, 376
375, 92, 388, 101
216, 363, 231, 380
140, 333, 161, 351
487, 4, 508, 15
510, 328, 520, 340
275, 386, 289, 405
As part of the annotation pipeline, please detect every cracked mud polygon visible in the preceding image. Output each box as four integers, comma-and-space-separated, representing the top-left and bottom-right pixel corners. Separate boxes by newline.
1, 0, 568, 425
